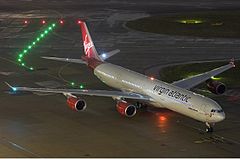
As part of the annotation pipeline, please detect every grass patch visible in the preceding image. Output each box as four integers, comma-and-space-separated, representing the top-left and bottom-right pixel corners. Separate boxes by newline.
126, 10, 240, 38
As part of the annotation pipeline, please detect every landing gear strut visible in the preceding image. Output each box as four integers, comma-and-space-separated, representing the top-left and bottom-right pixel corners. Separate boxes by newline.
205, 122, 214, 133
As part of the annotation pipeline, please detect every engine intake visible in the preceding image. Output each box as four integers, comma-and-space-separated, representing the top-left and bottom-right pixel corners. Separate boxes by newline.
67, 97, 87, 111
206, 79, 226, 95
116, 101, 137, 117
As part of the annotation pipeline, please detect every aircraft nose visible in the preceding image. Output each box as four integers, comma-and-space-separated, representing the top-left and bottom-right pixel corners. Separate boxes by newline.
216, 112, 225, 122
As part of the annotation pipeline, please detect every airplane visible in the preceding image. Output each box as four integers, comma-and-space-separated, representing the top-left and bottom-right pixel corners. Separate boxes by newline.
5, 20, 236, 133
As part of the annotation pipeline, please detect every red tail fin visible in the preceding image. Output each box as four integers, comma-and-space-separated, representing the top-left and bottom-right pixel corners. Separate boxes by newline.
79, 21, 102, 61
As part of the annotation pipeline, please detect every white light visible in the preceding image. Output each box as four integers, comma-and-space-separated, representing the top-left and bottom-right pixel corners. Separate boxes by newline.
12, 87, 17, 91
101, 53, 106, 58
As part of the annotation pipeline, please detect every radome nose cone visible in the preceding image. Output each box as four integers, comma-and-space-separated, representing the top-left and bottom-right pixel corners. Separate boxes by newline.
218, 112, 226, 122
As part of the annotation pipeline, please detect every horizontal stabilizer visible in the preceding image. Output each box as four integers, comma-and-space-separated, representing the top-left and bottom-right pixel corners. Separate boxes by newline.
100, 49, 120, 61
42, 56, 87, 64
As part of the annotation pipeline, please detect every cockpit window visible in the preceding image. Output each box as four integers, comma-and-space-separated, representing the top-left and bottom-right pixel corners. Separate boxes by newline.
211, 109, 216, 112
211, 109, 223, 113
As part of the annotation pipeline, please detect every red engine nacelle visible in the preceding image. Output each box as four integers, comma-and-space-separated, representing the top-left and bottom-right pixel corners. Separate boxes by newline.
206, 79, 226, 95
67, 97, 87, 111
116, 101, 137, 117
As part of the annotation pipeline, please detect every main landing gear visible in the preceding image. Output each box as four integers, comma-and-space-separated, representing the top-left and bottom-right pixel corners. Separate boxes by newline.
205, 122, 214, 133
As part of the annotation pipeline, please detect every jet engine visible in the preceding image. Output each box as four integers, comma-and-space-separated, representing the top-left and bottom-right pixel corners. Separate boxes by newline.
116, 101, 137, 117
206, 79, 226, 95
67, 97, 87, 111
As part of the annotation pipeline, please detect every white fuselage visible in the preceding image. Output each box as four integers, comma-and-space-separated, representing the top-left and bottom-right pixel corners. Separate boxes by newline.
94, 63, 225, 123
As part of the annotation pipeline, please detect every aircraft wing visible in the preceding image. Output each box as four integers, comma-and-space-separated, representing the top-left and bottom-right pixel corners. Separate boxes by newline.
172, 59, 236, 90
5, 82, 152, 101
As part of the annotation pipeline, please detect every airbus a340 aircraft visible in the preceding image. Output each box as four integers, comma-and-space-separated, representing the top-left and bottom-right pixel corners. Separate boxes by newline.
6, 21, 235, 132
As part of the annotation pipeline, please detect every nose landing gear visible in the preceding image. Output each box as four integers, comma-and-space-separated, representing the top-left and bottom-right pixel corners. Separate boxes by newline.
205, 122, 214, 133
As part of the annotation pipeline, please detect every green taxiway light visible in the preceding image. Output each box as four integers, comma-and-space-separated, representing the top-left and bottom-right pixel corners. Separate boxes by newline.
71, 82, 75, 86
80, 85, 84, 89
178, 19, 203, 24
17, 23, 57, 70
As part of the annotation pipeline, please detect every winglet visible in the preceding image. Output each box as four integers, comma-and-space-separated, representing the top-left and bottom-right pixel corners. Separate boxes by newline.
230, 58, 235, 67
4, 82, 17, 91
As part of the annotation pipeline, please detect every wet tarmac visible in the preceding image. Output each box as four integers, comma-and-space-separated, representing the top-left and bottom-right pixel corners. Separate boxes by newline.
0, 0, 240, 157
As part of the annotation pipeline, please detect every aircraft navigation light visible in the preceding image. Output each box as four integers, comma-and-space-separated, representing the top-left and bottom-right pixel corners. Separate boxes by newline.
12, 87, 17, 92
160, 116, 166, 121
77, 20, 82, 24
101, 53, 106, 58
211, 76, 221, 80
